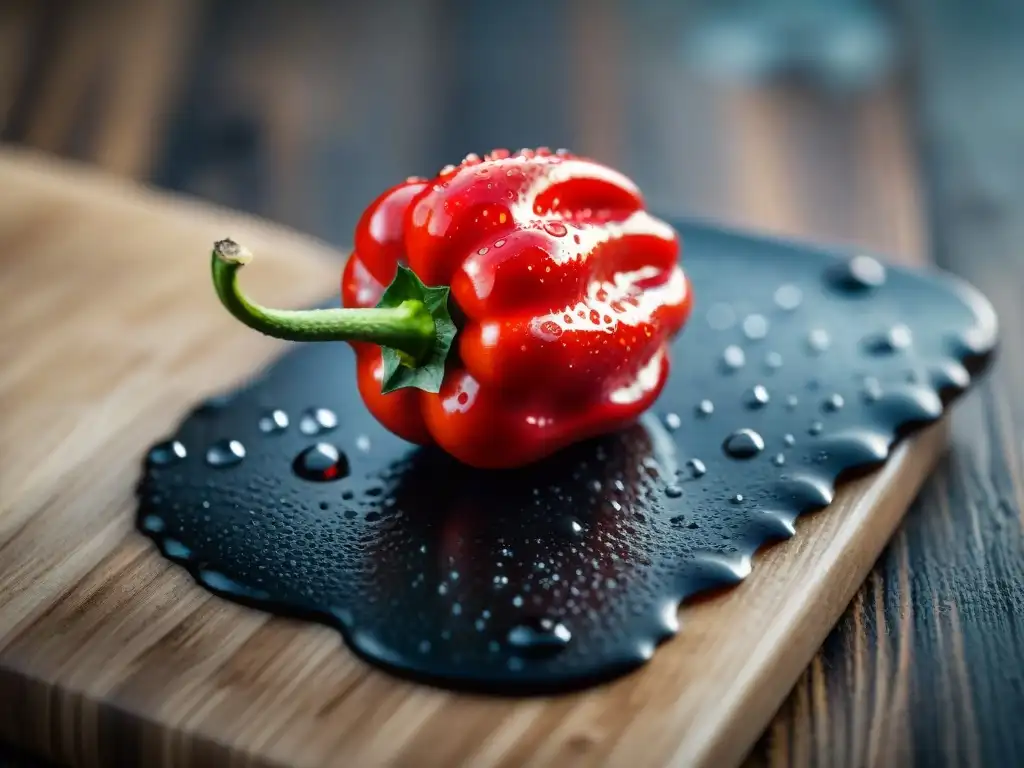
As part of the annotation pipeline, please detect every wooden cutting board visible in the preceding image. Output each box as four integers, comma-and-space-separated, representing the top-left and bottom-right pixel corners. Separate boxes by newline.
0, 148, 948, 768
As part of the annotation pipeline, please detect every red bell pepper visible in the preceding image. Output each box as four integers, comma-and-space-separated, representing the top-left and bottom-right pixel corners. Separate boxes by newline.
211, 148, 692, 468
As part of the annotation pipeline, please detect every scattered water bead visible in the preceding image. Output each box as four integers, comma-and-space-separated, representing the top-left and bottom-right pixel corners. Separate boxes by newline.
148, 440, 186, 466
293, 443, 350, 482
731, 494, 745, 504
665, 484, 683, 498
772, 453, 786, 467
258, 409, 289, 434
864, 324, 913, 354
299, 407, 338, 436
862, 377, 883, 402
140, 514, 165, 533
822, 394, 845, 412
355, 434, 372, 452
764, 352, 783, 370
773, 283, 803, 310
785, 395, 799, 410
506, 617, 572, 658
684, 458, 708, 478
706, 303, 736, 330
783, 433, 796, 446
742, 314, 769, 340
722, 429, 766, 459
722, 345, 746, 371
663, 412, 682, 431
888, 324, 913, 349
809, 421, 824, 436
745, 385, 770, 409
829, 254, 887, 291
807, 329, 831, 354
696, 399, 715, 417
205, 439, 245, 468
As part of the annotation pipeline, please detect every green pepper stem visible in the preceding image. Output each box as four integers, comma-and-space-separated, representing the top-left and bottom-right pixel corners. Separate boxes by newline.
211, 239, 436, 363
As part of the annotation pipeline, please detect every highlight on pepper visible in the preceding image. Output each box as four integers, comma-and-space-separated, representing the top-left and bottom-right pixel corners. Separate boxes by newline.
211, 148, 693, 468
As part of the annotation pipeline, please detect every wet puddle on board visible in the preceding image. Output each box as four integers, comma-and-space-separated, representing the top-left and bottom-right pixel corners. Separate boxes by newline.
137, 222, 996, 693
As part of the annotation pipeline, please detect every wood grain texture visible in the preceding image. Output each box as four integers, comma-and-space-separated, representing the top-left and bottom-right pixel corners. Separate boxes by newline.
0, 148, 952, 768
3, 0, 1020, 765
750, 2, 1024, 765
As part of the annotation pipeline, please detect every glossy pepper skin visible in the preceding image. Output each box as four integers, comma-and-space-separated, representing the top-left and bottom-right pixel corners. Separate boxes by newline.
341, 148, 692, 468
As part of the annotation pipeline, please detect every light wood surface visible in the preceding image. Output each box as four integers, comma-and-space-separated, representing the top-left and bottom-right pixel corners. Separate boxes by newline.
0, 148, 953, 768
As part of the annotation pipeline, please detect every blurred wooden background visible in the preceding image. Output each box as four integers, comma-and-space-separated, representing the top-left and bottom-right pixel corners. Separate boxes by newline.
2, 0, 1023, 765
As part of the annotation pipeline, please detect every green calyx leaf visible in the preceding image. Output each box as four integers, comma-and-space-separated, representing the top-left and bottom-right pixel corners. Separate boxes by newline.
377, 265, 457, 394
